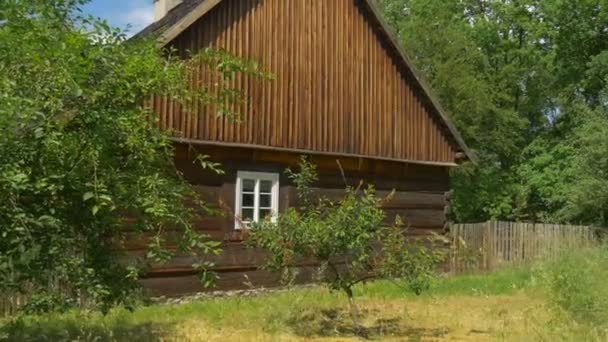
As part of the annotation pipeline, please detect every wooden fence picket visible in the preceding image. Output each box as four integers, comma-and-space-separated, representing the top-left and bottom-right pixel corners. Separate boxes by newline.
450, 221, 598, 274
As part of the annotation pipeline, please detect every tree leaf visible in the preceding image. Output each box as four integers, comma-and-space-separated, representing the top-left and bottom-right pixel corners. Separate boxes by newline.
83, 192, 95, 201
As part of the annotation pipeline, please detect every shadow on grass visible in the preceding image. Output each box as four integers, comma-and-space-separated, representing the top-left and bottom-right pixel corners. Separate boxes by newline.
287, 307, 450, 340
0, 318, 174, 342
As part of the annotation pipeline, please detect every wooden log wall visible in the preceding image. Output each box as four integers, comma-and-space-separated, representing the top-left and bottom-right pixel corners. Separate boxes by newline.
132, 144, 450, 295
151, 0, 460, 165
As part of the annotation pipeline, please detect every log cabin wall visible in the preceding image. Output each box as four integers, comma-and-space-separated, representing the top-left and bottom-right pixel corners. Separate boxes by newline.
137, 144, 450, 295
151, 0, 460, 165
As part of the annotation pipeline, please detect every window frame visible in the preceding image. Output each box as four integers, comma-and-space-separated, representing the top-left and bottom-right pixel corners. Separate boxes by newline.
234, 171, 280, 229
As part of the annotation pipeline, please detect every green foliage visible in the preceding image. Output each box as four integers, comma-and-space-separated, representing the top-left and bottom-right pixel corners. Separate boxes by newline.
450, 159, 520, 222
21, 293, 77, 316
285, 157, 317, 211
248, 157, 444, 302
0, 0, 263, 311
378, 0, 608, 225
537, 246, 608, 331
517, 103, 608, 225
561, 111, 608, 225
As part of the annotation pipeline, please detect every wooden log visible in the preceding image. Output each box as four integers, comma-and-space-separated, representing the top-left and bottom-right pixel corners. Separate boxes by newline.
139, 266, 316, 296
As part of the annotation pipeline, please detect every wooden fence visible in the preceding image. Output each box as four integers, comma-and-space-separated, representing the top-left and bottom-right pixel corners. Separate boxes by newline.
1, 291, 32, 318
450, 221, 597, 274
0, 279, 88, 317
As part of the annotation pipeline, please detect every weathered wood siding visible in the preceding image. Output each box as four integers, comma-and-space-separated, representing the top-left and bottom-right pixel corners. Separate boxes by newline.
133, 144, 449, 295
151, 0, 459, 164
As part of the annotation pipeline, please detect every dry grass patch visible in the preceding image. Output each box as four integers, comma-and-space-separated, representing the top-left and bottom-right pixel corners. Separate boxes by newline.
166, 291, 550, 341
372, 293, 550, 341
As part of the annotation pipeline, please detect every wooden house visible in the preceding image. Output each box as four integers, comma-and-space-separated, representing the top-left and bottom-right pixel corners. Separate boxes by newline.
136, 0, 472, 295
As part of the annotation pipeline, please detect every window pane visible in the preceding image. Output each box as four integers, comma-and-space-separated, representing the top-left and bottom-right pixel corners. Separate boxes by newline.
259, 194, 271, 208
259, 209, 272, 220
241, 208, 254, 221
242, 193, 254, 207
260, 180, 273, 193
242, 179, 255, 192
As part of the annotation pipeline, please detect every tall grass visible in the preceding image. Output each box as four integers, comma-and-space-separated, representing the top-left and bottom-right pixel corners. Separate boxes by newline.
535, 245, 608, 339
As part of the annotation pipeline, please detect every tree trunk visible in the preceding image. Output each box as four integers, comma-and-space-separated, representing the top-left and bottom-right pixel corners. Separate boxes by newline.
344, 286, 365, 337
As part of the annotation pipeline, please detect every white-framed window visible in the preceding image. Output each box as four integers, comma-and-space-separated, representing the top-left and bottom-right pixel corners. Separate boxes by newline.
234, 171, 279, 229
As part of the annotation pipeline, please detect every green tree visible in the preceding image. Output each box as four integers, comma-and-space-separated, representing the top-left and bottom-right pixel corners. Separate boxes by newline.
515, 0, 608, 225
377, 0, 608, 225
378, 0, 553, 222
248, 158, 444, 332
0, 0, 264, 311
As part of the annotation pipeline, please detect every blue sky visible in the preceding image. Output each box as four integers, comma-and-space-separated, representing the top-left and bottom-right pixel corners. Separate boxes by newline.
82, 0, 154, 34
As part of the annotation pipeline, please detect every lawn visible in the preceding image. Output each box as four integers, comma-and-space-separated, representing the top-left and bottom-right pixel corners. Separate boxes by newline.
2, 266, 580, 342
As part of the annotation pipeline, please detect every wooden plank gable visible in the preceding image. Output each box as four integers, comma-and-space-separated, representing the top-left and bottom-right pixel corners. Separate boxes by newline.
144, 0, 470, 165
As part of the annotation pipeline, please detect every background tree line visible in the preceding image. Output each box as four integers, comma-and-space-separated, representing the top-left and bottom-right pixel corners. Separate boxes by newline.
378, 0, 608, 226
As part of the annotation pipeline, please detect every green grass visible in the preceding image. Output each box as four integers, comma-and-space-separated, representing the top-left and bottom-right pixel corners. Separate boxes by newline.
5, 254, 608, 341
3, 249, 606, 341
0, 266, 538, 341
359, 266, 533, 299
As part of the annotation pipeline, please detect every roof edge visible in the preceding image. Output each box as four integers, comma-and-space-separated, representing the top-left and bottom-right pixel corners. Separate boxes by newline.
156, 0, 222, 47
360, 0, 475, 162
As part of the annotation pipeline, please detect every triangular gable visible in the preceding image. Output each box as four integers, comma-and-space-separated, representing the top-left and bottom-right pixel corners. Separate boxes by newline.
136, 0, 473, 163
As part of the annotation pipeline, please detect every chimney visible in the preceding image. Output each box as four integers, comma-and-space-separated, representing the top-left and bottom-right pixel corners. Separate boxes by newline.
154, 0, 183, 21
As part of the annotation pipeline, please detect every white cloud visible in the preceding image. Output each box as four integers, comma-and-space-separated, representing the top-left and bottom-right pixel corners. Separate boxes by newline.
119, 5, 154, 33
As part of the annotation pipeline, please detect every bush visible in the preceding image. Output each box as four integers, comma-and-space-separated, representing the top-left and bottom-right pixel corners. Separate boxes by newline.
0, 1, 265, 312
